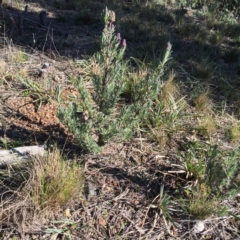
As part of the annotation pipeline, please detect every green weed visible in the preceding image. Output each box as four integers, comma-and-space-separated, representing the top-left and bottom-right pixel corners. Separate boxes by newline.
19, 77, 54, 110
178, 142, 240, 219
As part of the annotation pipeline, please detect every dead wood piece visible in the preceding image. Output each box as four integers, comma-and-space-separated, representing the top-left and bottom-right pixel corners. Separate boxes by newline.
39, 10, 47, 28
0, 145, 45, 167
8, 14, 14, 38
17, 13, 23, 36
39, 68, 48, 78
24, 5, 28, 15
42, 62, 50, 69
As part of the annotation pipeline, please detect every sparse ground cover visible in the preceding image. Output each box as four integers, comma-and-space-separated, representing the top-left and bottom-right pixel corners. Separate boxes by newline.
0, 0, 240, 239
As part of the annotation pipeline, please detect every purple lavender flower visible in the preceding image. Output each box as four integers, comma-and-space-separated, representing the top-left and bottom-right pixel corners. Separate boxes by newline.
116, 33, 121, 43
167, 41, 172, 51
122, 39, 127, 48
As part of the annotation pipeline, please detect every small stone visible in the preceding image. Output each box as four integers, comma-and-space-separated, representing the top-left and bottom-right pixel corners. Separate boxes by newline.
193, 221, 205, 233
42, 62, 50, 69
39, 69, 47, 78
64, 208, 71, 217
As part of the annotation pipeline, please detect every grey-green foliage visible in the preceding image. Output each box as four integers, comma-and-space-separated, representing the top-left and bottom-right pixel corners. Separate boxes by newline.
178, 142, 240, 219
92, 13, 126, 115
181, 142, 240, 199
57, 8, 172, 152
129, 45, 171, 117
204, 145, 240, 198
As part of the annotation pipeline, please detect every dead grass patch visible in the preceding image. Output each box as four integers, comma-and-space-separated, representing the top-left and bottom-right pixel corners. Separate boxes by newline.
0, 148, 84, 234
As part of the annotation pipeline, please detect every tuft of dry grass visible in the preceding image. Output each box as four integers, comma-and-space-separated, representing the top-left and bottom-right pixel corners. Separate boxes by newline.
0, 148, 84, 231
226, 121, 240, 144
12, 50, 29, 63
194, 90, 213, 114
160, 72, 179, 106
19, 68, 28, 78
192, 61, 213, 82
0, 59, 7, 73
186, 194, 217, 220
25, 149, 84, 210
209, 30, 225, 45
197, 115, 216, 137
146, 73, 182, 146
148, 126, 170, 147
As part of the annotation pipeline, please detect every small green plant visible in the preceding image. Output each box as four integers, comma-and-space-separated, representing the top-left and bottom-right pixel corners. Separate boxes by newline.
204, 146, 240, 198
178, 142, 240, 219
58, 8, 172, 152
179, 143, 206, 181
19, 77, 54, 110
158, 185, 175, 224
144, 73, 187, 147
